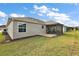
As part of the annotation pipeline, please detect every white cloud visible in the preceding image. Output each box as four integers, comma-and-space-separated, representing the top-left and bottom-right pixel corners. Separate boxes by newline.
33, 5, 79, 27
47, 11, 70, 23
47, 11, 69, 18
66, 20, 79, 27
52, 8, 59, 11
0, 11, 7, 17
47, 11, 78, 26
39, 5, 48, 13
0, 11, 7, 22
10, 13, 25, 17
34, 5, 71, 24
1, 18, 5, 21
38, 13, 43, 16
34, 5, 48, 13
54, 16, 70, 22
34, 5, 39, 10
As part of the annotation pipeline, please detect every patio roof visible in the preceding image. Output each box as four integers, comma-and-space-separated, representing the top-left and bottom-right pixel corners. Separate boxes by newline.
45, 20, 61, 25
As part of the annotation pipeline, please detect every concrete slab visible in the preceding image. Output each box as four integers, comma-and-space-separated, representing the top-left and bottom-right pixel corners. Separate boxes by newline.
41, 34, 57, 37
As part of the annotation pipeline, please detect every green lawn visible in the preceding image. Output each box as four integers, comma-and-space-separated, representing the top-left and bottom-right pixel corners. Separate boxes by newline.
0, 32, 4, 42
0, 31, 79, 56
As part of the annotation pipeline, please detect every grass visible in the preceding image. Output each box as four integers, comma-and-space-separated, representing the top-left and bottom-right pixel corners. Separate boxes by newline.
0, 31, 79, 56
0, 32, 4, 42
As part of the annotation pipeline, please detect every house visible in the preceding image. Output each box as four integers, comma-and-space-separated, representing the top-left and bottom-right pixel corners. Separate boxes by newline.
45, 21, 67, 35
6, 17, 67, 40
75, 26, 79, 30
66, 27, 75, 31
0, 25, 6, 32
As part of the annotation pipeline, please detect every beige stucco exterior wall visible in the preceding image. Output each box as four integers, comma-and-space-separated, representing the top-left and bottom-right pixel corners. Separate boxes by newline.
56, 25, 67, 33
13, 21, 46, 39
56, 25, 63, 34
63, 26, 67, 33
56, 25, 62, 31
7, 21, 14, 39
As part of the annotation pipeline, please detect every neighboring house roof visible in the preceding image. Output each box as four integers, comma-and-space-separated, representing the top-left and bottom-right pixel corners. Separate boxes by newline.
7, 17, 45, 26
0, 25, 6, 28
0, 25, 6, 31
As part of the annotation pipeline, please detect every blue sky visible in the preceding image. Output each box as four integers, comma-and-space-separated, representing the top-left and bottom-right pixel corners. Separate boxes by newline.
0, 3, 79, 27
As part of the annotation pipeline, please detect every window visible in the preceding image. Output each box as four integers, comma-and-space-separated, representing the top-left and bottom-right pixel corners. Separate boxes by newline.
18, 24, 26, 32
42, 25, 44, 29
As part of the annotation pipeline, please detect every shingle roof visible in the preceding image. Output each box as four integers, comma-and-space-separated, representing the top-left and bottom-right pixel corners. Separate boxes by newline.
15, 17, 44, 22
7, 17, 45, 25
45, 20, 59, 25
7, 17, 64, 26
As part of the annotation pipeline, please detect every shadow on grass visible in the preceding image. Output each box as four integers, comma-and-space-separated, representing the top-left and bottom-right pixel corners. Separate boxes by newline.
0, 35, 47, 44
